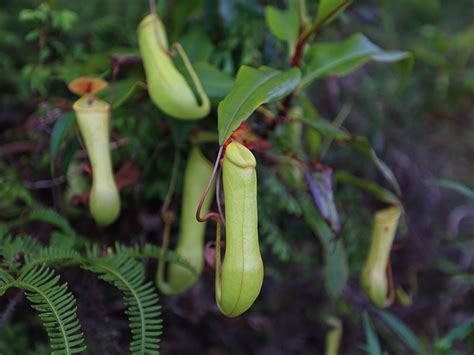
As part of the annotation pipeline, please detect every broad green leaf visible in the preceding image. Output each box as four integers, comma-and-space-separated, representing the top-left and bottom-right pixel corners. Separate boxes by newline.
50, 112, 75, 174
265, 4, 299, 55
334, 171, 401, 205
363, 312, 382, 355
218, 66, 301, 144
193, 62, 235, 104
315, 0, 352, 28
300, 196, 348, 299
301, 33, 413, 88
349, 136, 401, 196
425, 178, 474, 200
374, 310, 423, 354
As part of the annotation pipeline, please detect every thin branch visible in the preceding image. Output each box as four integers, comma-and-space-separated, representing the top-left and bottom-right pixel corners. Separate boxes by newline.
74, 138, 131, 158
24, 175, 66, 189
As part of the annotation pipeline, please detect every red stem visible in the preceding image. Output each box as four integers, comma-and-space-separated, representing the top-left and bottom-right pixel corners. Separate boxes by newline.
196, 145, 224, 223
278, 0, 352, 120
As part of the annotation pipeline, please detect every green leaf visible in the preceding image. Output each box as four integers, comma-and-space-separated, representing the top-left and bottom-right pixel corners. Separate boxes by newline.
363, 312, 382, 355
435, 316, 474, 352
60, 136, 81, 175
349, 136, 401, 196
300, 196, 348, 299
193, 62, 235, 104
334, 171, 401, 205
374, 309, 423, 354
425, 178, 474, 200
50, 112, 75, 174
180, 30, 214, 63
218, 66, 301, 144
265, 4, 299, 54
302, 33, 413, 88
111, 81, 146, 109
315, 0, 352, 28
315, 0, 352, 27
25, 29, 39, 42
296, 117, 350, 140
169, 0, 205, 39
166, 117, 194, 148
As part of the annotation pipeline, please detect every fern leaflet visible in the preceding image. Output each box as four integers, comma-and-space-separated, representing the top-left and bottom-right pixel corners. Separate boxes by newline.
24, 246, 83, 268
0, 268, 14, 296
116, 242, 198, 277
16, 265, 86, 354
26, 208, 76, 236
0, 234, 40, 271
83, 255, 162, 354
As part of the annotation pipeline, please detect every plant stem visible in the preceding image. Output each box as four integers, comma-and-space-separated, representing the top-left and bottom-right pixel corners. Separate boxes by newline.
161, 149, 180, 217
278, 0, 352, 120
196, 145, 224, 223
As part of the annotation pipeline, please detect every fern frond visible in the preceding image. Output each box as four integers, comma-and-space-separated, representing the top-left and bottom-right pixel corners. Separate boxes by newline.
4, 207, 76, 237
27, 208, 76, 236
83, 255, 162, 354
116, 242, 198, 277
16, 265, 86, 354
0, 268, 14, 296
85, 243, 102, 259
0, 234, 40, 271
24, 246, 83, 268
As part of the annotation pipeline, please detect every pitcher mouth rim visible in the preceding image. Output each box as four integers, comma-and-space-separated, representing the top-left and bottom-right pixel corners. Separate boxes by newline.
73, 95, 111, 113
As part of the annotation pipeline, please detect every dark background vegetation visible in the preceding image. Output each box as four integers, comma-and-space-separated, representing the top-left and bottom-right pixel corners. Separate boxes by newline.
0, 0, 473, 354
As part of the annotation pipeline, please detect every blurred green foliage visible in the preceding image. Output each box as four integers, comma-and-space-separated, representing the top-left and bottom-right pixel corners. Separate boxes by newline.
0, 0, 473, 354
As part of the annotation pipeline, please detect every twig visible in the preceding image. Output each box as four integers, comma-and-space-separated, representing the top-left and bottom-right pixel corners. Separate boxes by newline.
23, 175, 66, 189
74, 138, 131, 158
0, 141, 37, 157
